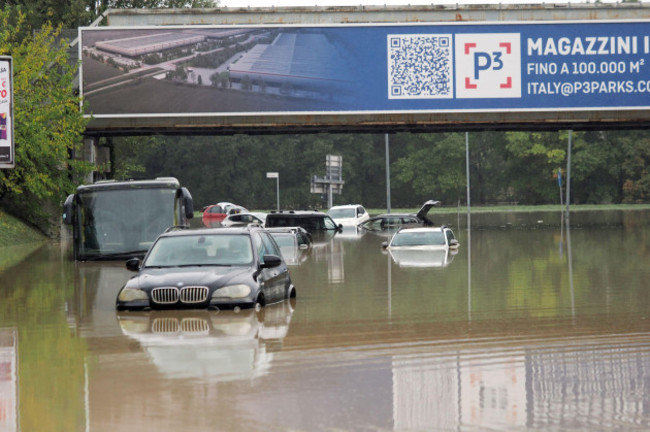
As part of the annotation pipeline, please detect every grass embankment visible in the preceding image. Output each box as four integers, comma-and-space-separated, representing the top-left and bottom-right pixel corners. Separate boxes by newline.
0, 210, 46, 245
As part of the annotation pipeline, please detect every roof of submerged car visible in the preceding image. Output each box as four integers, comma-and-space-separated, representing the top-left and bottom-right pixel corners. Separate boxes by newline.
395, 226, 445, 234
268, 210, 327, 216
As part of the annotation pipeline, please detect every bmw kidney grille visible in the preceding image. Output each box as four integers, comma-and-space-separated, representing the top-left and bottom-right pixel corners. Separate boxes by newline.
151, 286, 209, 304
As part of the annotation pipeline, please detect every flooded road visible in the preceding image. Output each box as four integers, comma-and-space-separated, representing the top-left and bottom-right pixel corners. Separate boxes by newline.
1, 210, 649, 431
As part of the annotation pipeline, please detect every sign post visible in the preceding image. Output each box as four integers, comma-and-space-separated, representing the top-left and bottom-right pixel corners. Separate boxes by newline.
266, 172, 279, 211
0, 56, 14, 169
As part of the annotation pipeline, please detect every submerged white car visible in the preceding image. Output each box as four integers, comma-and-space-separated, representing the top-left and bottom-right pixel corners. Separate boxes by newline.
327, 204, 370, 227
382, 226, 459, 250
382, 226, 460, 268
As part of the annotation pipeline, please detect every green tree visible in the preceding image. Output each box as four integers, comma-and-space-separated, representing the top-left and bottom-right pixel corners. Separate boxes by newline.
504, 131, 567, 204
88, 0, 218, 22
0, 10, 91, 233
1, 1, 92, 31
392, 133, 467, 206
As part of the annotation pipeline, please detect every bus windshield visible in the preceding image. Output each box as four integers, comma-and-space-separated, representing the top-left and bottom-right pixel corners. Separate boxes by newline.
76, 187, 177, 259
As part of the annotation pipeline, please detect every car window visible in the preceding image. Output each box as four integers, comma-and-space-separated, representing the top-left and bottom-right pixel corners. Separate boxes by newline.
386, 217, 402, 226
260, 232, 281, 256
445, 229, 455, 243
323, 216, 338, 230
208, 205, 223, 214
297, 233, 309, 246
252, 232, 266, 264
361, 219, 382, 230
270, 233, 295, 248
329, 208, 355, 218
391, 231, 445, 246
267, 216, 291, 227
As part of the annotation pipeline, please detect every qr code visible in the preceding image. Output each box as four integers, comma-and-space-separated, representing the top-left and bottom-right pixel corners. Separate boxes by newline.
388, 34, 453, 99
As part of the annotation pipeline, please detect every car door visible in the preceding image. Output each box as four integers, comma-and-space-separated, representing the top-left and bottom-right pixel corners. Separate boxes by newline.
253, 232, 288, 303
416, 200, 441, 225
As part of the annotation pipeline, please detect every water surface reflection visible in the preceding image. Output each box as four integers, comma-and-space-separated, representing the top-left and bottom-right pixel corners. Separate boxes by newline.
0, 210, 649, 431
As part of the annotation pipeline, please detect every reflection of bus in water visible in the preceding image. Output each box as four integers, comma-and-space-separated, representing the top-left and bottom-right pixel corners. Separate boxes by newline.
63, 177, 193, 261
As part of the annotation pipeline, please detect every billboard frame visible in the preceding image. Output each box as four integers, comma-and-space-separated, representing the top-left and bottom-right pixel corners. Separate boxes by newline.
0, 56, 14, 169
80, 12, 650, 135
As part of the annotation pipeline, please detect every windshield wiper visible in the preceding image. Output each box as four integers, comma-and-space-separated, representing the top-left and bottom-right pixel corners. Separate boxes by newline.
82, 250, 147, 261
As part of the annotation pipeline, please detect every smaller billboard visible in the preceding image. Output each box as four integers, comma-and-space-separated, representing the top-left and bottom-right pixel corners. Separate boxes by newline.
0, 57, 13, 169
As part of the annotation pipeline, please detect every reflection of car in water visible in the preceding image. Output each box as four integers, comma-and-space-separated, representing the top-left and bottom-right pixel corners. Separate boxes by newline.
382, 226, 459, 268
116, 226, 296, 311
116, 300, 295, 382
388, 247, 457, 268
266, 227, 313, 265
335, 225, 367, 240
358, 200, 441, 231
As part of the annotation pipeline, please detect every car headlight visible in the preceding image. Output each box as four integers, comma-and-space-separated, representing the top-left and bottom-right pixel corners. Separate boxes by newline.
118, 288, 148, 302
211, 284, 251, 299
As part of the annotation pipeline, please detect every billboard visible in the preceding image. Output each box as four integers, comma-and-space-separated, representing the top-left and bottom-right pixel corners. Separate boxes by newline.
79, 21, 650, 125
0, 57, 13, 169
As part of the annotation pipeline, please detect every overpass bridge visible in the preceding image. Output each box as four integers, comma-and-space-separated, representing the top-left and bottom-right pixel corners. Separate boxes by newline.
80, 4, 650, 137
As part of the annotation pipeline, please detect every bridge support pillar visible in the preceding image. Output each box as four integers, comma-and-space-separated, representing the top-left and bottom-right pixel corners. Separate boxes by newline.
82, 136, 111, 182
82, 136, 97, 184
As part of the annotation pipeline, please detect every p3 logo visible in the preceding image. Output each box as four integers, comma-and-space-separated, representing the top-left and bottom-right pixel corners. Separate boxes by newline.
455, 33, 521, 98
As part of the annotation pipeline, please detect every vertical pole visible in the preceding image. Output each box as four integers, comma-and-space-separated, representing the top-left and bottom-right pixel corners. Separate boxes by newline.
559, 168, 564, 208
276, 176, 280, 211
328, 183, 333, 209
466, 132, 471, 321
465, 132, 470, 212
385, 133, 391, 213
565, 130, 572, 217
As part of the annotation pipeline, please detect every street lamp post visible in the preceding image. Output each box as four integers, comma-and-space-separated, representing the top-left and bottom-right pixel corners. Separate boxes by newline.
266, 172, 279, 211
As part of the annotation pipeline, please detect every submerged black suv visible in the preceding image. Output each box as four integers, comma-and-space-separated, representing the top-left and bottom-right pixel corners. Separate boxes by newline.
116, 226, 295, 311
265, 210, 342, 233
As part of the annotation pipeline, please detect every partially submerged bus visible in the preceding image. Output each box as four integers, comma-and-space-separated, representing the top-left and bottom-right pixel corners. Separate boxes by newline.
63, 177, 194, 260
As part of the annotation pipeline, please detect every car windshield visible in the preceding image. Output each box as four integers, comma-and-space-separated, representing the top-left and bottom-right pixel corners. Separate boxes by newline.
328, 208, 356, 218
76, 188, 177, 259
391, 231, 446, 247
144, 234, 253, 267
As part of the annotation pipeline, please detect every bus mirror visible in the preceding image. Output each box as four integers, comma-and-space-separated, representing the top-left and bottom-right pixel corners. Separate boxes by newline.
181, 187, 194, 219
62, 194, 74, 225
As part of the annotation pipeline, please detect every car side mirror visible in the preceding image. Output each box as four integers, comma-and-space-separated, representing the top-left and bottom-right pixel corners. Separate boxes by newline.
449, 239, 459, 247
337, 224, 343, 232
126, 258, 141, 272
62, 194, 74, 225
381, 241, 388, 249
180, 187, 194, 219
261, 254, 282, 268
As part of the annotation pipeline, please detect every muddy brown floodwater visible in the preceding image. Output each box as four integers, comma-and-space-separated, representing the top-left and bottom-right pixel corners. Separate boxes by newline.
1, 209, 649, 431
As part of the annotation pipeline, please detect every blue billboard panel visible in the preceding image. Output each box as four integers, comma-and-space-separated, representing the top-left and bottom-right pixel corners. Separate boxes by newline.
80, 21, 650, 118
